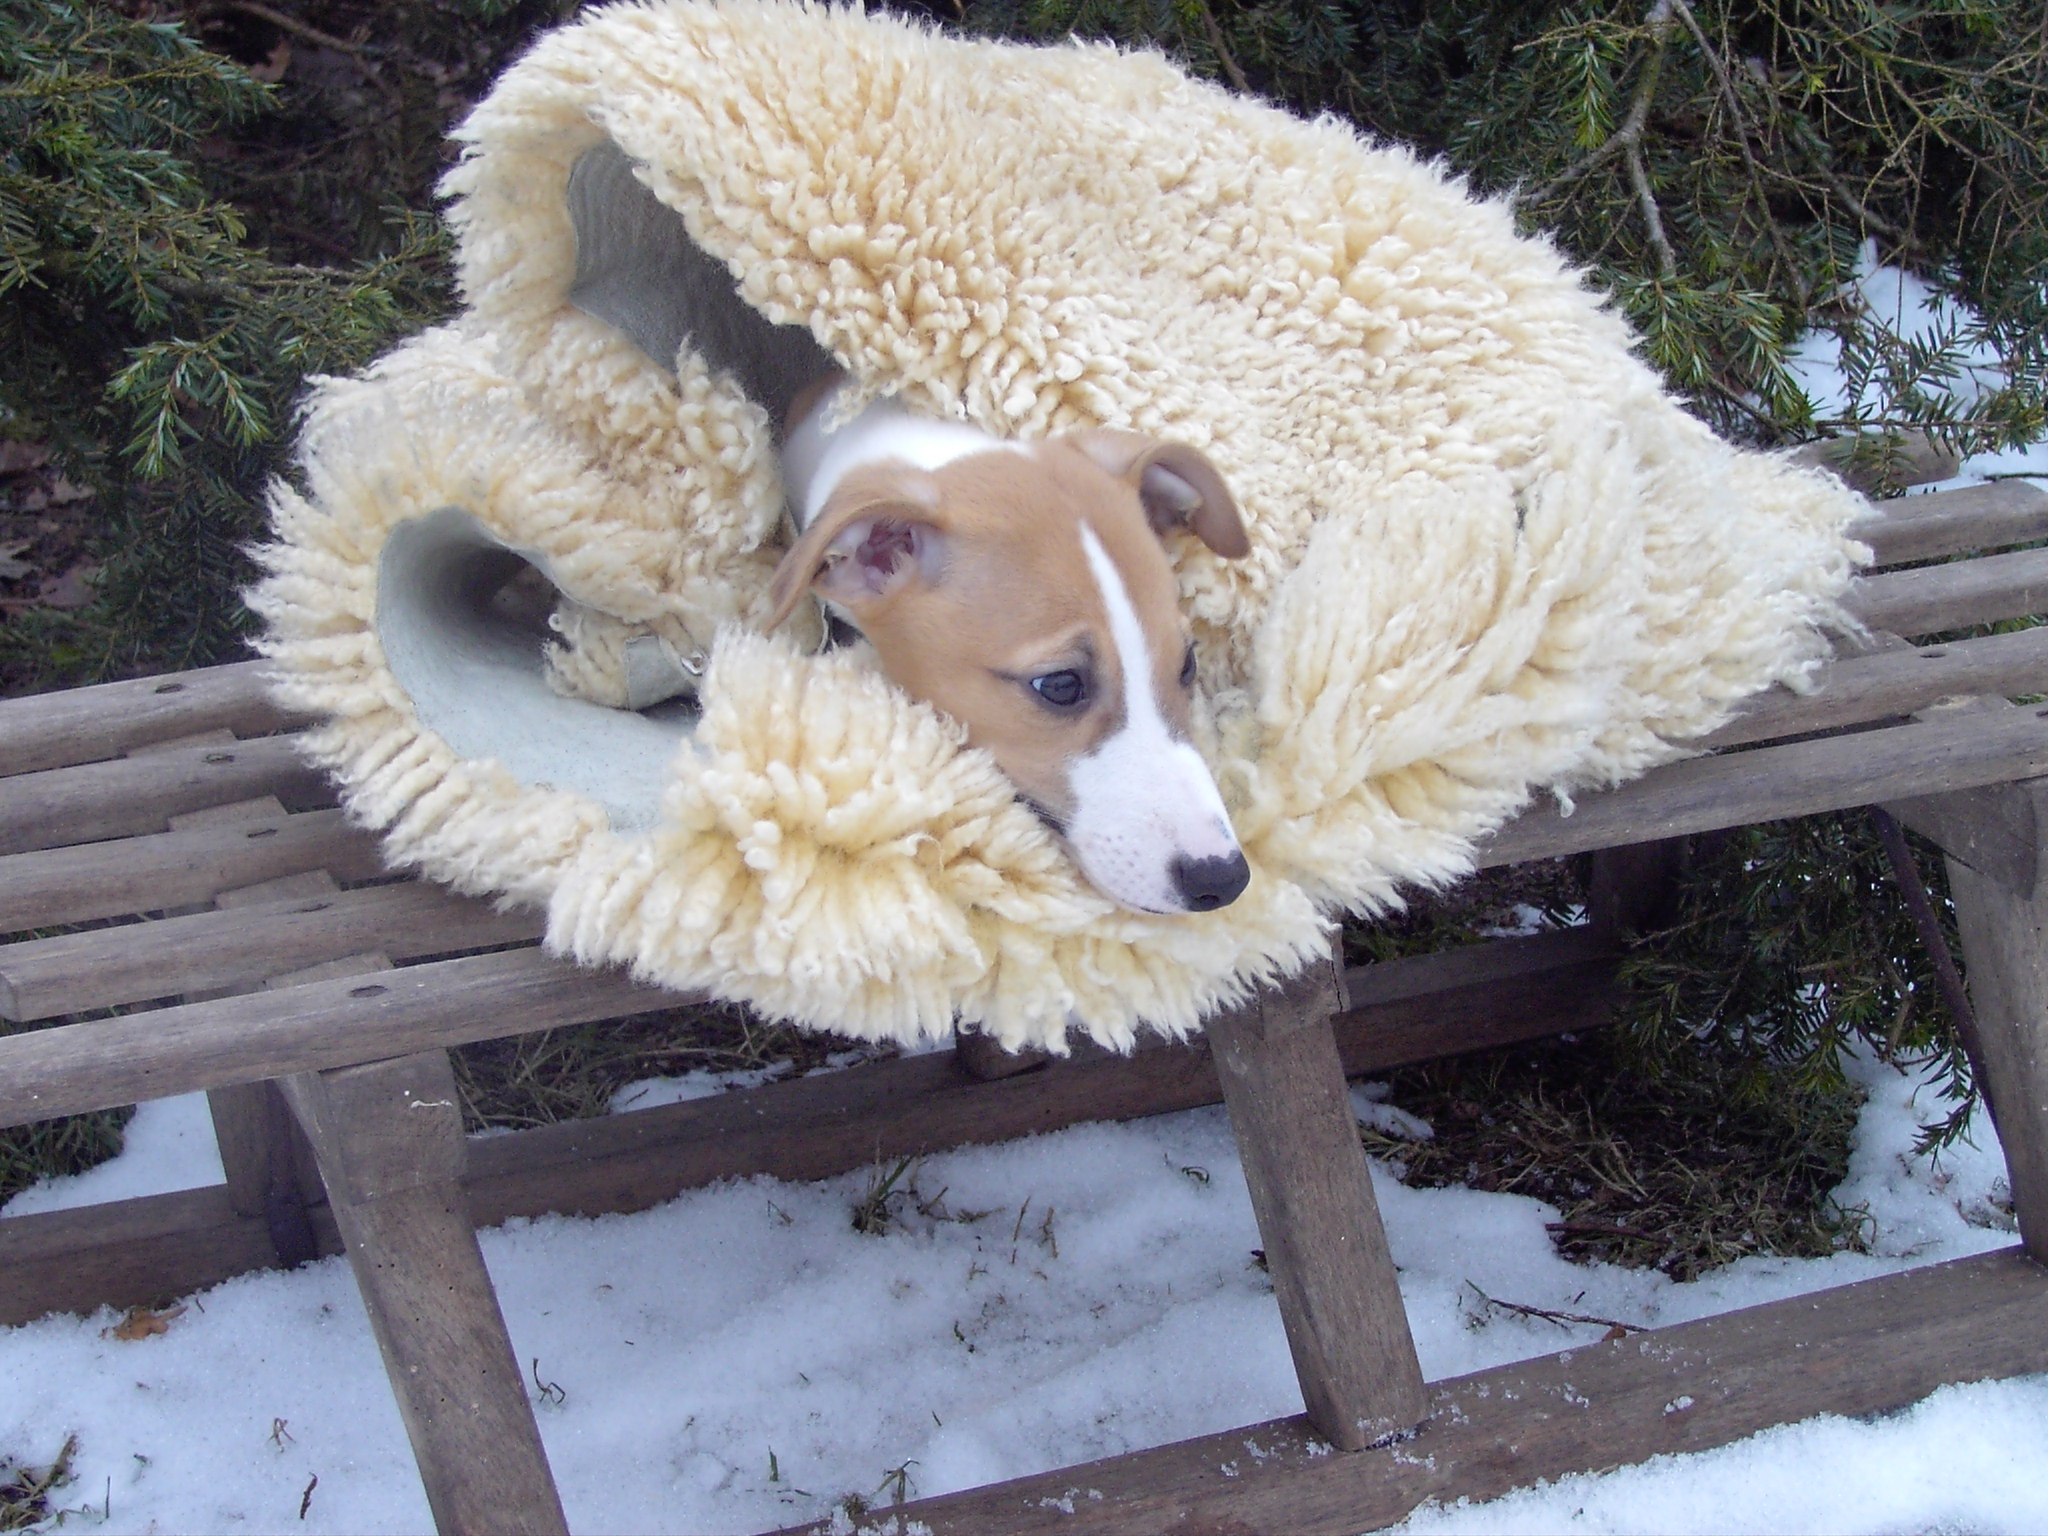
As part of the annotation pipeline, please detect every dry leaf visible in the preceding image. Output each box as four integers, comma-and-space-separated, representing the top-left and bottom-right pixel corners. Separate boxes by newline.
251, 38, 293, 83
106, 1303, 186, 1341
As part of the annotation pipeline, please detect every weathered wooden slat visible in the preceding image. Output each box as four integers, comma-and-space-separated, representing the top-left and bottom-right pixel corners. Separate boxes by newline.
0, 881, 546, 1022
1703, 626, 2048, 750
0, 1185, 319, 1324
0, 948, 682, 1129
463, 928, 1619, 1227
0, 1184, 341, 1328
1938, 778, 2048, 1262
1846, 544, 2048, 638
0, 930, 1618, 1325
189, 806, 338, 1272
0, 808, 385, 934
0, 732, 332, 857
1888, 777, 2041, 899
1853, 480, 2048, 567
1206, 956, 1429, 1449
1586, 838, 1686, 937
1480, 701, 2048, 869
0, 660, 302, 779
283, 1050, 569, 1536
812, 1246, 2048, 1536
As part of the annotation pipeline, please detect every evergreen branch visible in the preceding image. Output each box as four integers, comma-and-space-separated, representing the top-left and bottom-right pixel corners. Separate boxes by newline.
1866, 807, 1981, 1076
1192, 0, 1251, 96
1625, 141, 1676, 279
198, 1, 378, 61
1520, 0, 1677, 209
1667, 0, 1799, 284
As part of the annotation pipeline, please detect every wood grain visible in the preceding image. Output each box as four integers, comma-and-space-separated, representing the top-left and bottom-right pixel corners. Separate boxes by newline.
1846, 544, 2048, 637
0, 948, 684, 1130
284, 1051, 568, 1536
0, 880, 546, 1021
0, 808, 385, 934
1853, 480, 2048, 567
1702, 626, 2048, 750
1785, 429, 1961, 492
0, 1184, 340, 1328
1940, 783, 2048, 1262
1206, 956, 1429, 1448
1887, 779, 2040, 898
792, 1246, 2048, 1536
1480, 702, 2048, 868
0, 927, 1621, 1327
0, 732, 332, 856
0, 660, 301, 778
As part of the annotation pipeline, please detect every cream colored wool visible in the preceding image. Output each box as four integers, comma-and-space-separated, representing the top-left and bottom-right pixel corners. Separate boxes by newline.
251, 0, 1866, 1052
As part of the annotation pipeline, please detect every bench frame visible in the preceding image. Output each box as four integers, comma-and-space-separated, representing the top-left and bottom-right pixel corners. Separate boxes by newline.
3, 470, 2047, 1535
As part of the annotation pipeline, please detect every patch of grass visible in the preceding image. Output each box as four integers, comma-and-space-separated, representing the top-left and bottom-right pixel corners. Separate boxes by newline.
449, 999, 870, 1132
849, 1155, 996, 1239
1359, 1031, 1870, 1281
1342, 856, 1586, 968
850, 1156, 922, 1237
0, 1110, 129, 1210
0, 1434, 78, 1531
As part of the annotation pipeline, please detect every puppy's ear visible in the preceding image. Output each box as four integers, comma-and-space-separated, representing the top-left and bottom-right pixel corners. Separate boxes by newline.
1068, 430, 1250, 559
766, 470, 948, 630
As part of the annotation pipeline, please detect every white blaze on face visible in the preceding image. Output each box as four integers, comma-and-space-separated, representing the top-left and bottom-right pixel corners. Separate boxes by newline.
1065, 523, 1243, 913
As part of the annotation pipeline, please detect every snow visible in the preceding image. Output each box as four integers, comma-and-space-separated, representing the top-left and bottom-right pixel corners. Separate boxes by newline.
0, 1040, 2037, 1535
4, 264, 2044, 1533
1785, 244, 2048, 488
1, 1093, 223, 1218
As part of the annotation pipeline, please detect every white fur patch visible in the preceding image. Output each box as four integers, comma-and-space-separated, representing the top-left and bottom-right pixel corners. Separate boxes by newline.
783, 386, 1025, 528
1064, 523, 1240, 913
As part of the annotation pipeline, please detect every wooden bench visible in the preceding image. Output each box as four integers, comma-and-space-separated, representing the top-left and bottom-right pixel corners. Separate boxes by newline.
4, 464, 2048, 1535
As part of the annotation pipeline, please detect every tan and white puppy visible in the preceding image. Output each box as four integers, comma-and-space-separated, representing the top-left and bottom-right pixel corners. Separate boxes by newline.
766, 378, 1253, 914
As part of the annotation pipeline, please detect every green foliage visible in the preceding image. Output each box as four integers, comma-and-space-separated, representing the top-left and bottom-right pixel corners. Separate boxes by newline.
1616, 814, 1976, 1151
0, 1, 454, 675
965, 0, 2048, 453
0, 1103, 129, 1209
1358, 1031, 1870, 1280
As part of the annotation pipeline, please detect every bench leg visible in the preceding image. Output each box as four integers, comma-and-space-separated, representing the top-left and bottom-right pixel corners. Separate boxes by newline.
1588, 837, 1687, 939
1206, 950, 1430, 1449
282, 1050, 569, 1536
1921, 781, 2048, 1264
207, 1082, 321, 1267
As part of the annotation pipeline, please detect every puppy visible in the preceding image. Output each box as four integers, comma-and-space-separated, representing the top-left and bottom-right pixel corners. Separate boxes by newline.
766, 378, 1252, 914
563, 142, 1250, 911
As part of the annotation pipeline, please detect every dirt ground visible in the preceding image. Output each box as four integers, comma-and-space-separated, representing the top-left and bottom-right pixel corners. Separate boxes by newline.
0, 441, 105, 698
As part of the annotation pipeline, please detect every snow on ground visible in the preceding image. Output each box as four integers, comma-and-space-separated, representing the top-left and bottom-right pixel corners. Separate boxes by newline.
0, 1042, 2039, 1536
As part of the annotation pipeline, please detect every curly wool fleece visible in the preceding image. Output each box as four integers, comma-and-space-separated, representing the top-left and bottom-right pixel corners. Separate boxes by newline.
250, 0, 1865, 1053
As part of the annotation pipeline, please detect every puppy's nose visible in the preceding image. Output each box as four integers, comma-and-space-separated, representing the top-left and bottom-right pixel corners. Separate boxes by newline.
1171, 850, 1250, 912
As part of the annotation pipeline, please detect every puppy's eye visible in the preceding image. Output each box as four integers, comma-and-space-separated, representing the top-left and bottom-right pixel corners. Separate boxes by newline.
1029, 669, 1089, 710
1179, 641, 1197, 690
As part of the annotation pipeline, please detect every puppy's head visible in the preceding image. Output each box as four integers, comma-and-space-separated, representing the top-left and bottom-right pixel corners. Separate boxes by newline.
767, 430, 1253, 914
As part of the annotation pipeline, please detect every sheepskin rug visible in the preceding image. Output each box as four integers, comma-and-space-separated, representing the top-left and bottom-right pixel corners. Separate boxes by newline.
250, 0, 1865, 1052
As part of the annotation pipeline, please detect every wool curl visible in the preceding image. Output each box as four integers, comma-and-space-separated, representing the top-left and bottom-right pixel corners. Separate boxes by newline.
250, 0, 1866, 1053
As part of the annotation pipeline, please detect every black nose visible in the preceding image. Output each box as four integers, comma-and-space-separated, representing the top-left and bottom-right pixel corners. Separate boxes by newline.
1171, 851, 1250, 912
